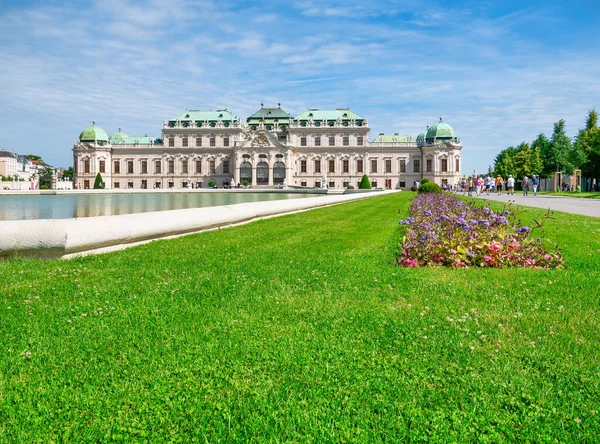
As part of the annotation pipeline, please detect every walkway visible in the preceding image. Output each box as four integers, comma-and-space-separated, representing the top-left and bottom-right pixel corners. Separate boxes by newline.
465, 192, 600, 218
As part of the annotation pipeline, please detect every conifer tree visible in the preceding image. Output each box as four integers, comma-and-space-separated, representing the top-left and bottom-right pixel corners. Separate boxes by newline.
358, 174, 371, 189
93, 172, 104, 189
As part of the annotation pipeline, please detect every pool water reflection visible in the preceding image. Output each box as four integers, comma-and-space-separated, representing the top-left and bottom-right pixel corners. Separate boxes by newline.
0, 192, 323, 220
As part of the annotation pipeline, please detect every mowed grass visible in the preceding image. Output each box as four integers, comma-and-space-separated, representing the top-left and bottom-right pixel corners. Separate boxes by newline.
1, 192, 599, 442
538, 191, 600, 199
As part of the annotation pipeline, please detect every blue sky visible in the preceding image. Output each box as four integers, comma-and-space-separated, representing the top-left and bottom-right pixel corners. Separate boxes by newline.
1, 0, 599, 174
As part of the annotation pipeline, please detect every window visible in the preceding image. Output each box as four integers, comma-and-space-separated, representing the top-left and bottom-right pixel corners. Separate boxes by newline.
343, 136, 349, 146
224, 137, 229, 147
385, 159, 392, 173
329, 181, 335, 188
300, 160, 307, 173
399, 181, 406, 188
315, 160, 321, 173
84, 180, 90, 189
196, 137, 202, 147
456, 158, 460, 172
441, 159, 448, 172
127, 160, 134, 174
315, 136, 321, 146
210, 137, 216, 147
209, 160, 215, 174
141, 160, 148, 174
329, 136, 335, 146
371, 159, 378, 173
141, 179, 147, 189
168, 160, 174, 174
169, 137, 174, 147
84, 159, 90, 174
357, 159, 363, 173
399, 159, 406, 173
413, 159, 420, 173
343, 181, 350, 188
427, 159, 433, 173
155, 160, 162, 174
114, 182, 120, 189
195, 160, 202, 174
300, 137, 307, 147
182, 160, 188, 174
372, 181, 378, 188
329, 159, 335, 173
357, 136, 363, 146
223, 160, 230, 174
99, 160, 105, 173
301, 181, 307, 187
114, 160, 120, 174
183, 137, 188, 147
343, 160, 349, 173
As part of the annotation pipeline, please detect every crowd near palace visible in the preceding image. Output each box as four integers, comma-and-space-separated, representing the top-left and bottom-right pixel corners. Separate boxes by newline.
73, 105, 463, 190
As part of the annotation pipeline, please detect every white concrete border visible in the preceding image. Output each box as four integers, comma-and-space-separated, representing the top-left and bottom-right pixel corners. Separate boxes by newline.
0, 191, 393, 259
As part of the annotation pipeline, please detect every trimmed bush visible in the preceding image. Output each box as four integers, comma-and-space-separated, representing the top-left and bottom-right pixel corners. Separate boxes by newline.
359, 175, 371, 189
421, 178, 430, 185
418, 182, 442, 193
243, 180, 249, 187
410, 186, 418, 192
40, 184, 50, 190
93, 173, 104, 189
208, 180, 215, 188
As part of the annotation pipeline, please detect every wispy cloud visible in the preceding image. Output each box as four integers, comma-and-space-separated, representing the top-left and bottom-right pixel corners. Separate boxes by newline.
0, 0, 597, 175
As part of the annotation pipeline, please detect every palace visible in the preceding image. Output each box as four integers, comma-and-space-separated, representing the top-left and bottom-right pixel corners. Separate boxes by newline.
72, 105, 462, 190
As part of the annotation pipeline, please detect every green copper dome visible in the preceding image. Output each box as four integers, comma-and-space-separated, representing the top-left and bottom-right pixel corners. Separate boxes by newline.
110, 128, 129, 144
79, 122, 109, 143
425, 118, 456, 142
416, 131, 426, 144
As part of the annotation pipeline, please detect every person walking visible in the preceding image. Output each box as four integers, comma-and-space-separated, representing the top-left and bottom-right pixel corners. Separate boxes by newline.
532, 175, 539, 196
496, 175, 504, 195
484, 175, 492, 195
507, 175, 515, 195
522, 176, 529, 196
476, 176, 483, 196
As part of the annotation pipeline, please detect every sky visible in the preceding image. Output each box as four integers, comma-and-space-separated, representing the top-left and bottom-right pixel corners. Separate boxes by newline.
1, 0, 599, 174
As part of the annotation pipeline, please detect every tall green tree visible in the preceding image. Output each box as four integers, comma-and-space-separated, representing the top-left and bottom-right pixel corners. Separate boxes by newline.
493, 146, 516, 178
531, 134, 552, 177
61, 166, 74, 181
547, 120, 575, 174
576, 109, 600, 177
93, 173, 104, 189
585, 109, 598, 130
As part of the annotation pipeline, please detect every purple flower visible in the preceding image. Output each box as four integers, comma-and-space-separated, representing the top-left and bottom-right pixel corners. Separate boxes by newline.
478, 219, 491, 227
516, 226, 530, 234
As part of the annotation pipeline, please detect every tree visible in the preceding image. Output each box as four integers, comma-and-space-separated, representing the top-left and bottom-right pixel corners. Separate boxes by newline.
26, 154, 43, 162
38, 166, 54, 189
576, 110, 600, 177
493, 146, 516, 178
531, 133, 552, 177
62, 166, 74, 181
548, 120, 575, 174
358, 174, 371, 189
586, 109, 598, 131
93, 173, 104, 189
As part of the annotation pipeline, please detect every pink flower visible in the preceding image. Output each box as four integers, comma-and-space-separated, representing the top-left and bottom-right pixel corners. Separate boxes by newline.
544, 254, 551, 261
525, 258, 535, 266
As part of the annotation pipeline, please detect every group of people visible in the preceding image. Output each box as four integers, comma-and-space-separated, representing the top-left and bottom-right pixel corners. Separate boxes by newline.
460, 174, 539, 196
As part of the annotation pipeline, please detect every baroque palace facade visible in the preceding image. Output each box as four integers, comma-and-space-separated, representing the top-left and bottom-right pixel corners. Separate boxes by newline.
72, 105, 462, 190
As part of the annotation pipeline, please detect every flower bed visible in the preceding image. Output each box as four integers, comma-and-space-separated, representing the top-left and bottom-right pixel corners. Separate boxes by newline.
397, 193, 563, 268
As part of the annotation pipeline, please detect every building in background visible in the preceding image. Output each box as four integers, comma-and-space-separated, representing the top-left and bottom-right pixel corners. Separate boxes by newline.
72, 106, 463, 190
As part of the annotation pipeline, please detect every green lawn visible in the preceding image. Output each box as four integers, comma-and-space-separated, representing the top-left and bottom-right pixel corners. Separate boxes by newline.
537, 191, 600, 199
1, 193, 599, 442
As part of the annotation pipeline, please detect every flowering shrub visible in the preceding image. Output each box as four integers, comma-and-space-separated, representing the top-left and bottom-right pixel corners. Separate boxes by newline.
397, 193, 564, 268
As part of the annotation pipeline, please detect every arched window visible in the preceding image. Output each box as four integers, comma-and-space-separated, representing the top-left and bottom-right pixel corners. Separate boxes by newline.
273, 161, 285, 185
240, 161, 252, 183
257, 162, 269, 185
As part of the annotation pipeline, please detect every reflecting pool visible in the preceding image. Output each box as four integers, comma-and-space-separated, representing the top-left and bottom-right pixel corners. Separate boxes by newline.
0, 192, 323, 220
